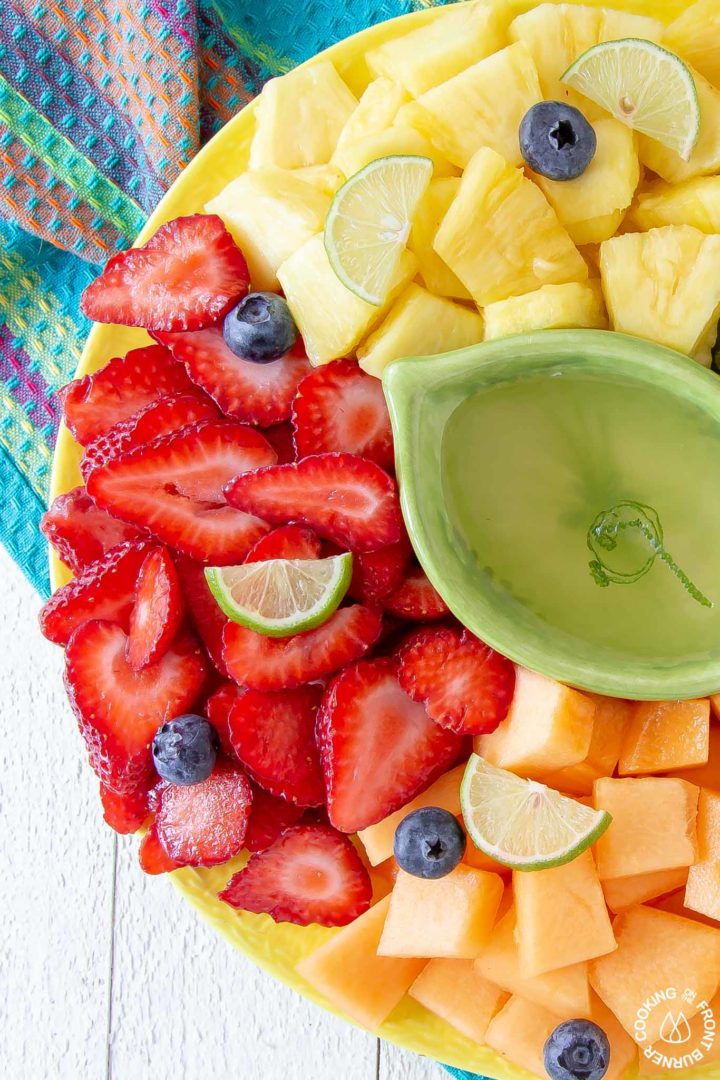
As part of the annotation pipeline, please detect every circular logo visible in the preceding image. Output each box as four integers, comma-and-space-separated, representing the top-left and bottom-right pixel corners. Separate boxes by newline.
634, 986, 716, 1071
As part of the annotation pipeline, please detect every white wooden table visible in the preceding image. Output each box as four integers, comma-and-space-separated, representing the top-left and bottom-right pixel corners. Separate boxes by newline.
1, 545, 447, 1080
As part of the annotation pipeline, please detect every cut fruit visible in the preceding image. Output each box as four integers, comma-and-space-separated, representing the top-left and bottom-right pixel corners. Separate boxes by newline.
513, 851, 617, 977
696, 787, 720, 862
618, 699, 711, 776
407, 178, 471, 300
637, 67, 720, 184
378, 865, 504, 960
685, 862, 720, 922
664, 718, 720, 790
331, 128, 455, 186
654, 887, 720, 929
561, 38, 700, 162
665, 0, 720, 90
295, 894, 426, 1031
628, 175, 720, 234
205, 554, 352, 637
483, 281, 607, 341
408, 960, 508, 1044
543, 695, 631, 797
334, 78, 409, 152
324, 155, 433, 306
603, 867, 690, 914
485, 995, 563, 1079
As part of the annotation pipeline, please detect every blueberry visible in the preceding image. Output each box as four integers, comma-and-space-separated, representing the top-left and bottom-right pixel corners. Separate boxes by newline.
543, 1019, 611, 1080
223, 291, 298, 363
519, 102, 597, 181
152, 714, 218, 786
393, 807, 466, 879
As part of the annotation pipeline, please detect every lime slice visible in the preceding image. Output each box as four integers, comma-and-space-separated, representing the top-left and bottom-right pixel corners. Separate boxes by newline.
561, 38, 700, 161
460, 754, 612, 872
324, 154, 433, 305
205, 554, 352, 637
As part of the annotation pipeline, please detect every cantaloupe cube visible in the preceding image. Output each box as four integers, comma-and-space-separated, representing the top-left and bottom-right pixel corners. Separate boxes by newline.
639, 69, 720, 183
357, 284, 484, 379
368, 856, 398, 903
603, 868, 690, 914
408, 179, 471, 301
206, 169, 330, 292
485, 995, 561, 1077
475, 667, 595, 780
665, 720, 720, 791
277, 235, 417, 366
357, 765, 465, 867
685, 862, 720, 922
589, 906, 720, 1042
296, 894, 426, 1031
545, 696, 631, 797
594, 777, 699, 880
483, 281, 607, 342
618, 700, 711, 777
334, 78, 408, 151
408, 959, 508, 1043
463, 839, 511, 878
589, 993, 639, 1080
654, 887, 720, 929
696, 788, 720, 861
250, 61, 357, 169
378, 865, 504, 959
475, 906, 591, 1019
331, 126, 455, 182
514, 851, 616, 977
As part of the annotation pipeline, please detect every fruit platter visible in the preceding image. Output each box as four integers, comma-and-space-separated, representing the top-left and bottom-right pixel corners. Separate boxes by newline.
41, 1, 720, 1078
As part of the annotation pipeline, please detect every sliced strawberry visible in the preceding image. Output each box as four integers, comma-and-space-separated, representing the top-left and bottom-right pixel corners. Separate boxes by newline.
60, 344, 196, 445
317, 657, 464, 833
223, 604, 382, 691
244, 524, 322, 563
244, 785, 305, 853
228, 685, 325, 807
205, 681, 243, 757
348, 532, 413, 605
99, 781, 149, 834
139, 821, 182, 874
40, 486, 144, 573
263, 422, 296, 465
219, 823, 372, 926
65, 621, 208, 794
81, 214, 250, 332
225, 453, 402, 553
154, 759, 253, 866
88, 420, 274, 564
156, 326, 311, 426
384, 565, 450, 621
174, 554, 230, 675
126, 547, 184, 671
398, 627, 515, 736
80, 391, 219, 480
40, 540, 154, 646
292, 359, 394, 471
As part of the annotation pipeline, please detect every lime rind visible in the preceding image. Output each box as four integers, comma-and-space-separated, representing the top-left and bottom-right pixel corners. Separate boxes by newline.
205, 553, 353, 638
561, 38, 700, 161
324, 154, 433, 306
460, 754, 612, 872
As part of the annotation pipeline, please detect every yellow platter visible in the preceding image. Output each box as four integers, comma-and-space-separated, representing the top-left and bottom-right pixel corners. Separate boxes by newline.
49, 2, 709, 1077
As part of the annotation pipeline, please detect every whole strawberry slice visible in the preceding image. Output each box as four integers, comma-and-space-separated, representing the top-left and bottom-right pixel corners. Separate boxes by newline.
223, 604, 382, 691
348, 533, 412, 605
80, 391, 219, 480
228, 685, 325, 806
40, 540, 154, 646
244, 785, 304, 853
139, 822, 183, 875
81, 214, 250, 332
225, 453, 402, 553
205, 681, 243, 757
61, 344, 196, 445
244, 524, 321, 563
292, 359, 394, 471
317, 657, 464, 833
40, 486, 144, 573
126, 547, 184, 671
99, 781, 149, 834
156, 326, 311, 426
88, 420, 275, 564
65, 620, 208, 794
385, 565, 450, 621
175, 554, 230, 675
153, 759, 253, 867
398, 627, 515, 736
219, 823, 372, 926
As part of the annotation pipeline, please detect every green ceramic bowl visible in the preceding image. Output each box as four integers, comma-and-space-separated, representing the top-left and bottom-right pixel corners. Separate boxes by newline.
383, 329, 720, 700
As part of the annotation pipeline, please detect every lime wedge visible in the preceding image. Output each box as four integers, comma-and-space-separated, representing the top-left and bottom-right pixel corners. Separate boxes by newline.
460, 754, 612, 872
561, 38, 700, 161
205, 554, 352, 637
324, 154, 433, 305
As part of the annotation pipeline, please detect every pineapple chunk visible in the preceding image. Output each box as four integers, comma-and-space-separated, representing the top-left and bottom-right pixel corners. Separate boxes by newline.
291, 164, 344, 197
357, 284, 484, 379
277, 234, 417, 366
483, 281, 607, 340
628, 175, 720, 233
694, 322, 719, 368
434, 147, 587, 307
335, 78, 408, 151
600, 225, 720, 356
206, 168, 330, 292
332, 126, 455, 181
638, 69, 720, 182
250, 61, 357, 169
665, 0, 720, 89
409, 179, 472, 301
531, 119, 639, 246
365, 0, 507, 97
510, 4, 663, 119
401, 41, 542, 169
